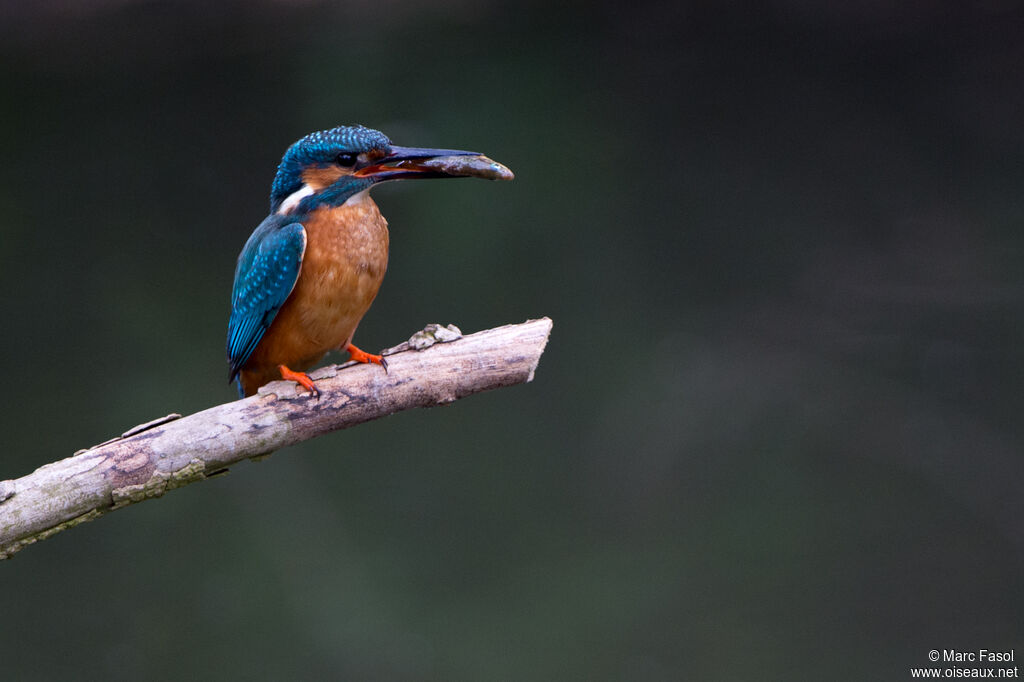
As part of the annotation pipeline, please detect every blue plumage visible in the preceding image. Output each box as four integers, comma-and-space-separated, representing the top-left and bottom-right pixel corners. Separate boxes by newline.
296, 177, 372, 214
227, 214, 307, 391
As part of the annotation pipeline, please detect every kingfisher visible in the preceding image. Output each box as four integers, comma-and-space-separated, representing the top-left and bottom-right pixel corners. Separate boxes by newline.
226, 125, 513, 398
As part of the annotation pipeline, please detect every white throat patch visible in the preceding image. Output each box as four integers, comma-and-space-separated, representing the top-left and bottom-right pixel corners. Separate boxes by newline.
278, 184, 315, 215
343, 188, 371, 206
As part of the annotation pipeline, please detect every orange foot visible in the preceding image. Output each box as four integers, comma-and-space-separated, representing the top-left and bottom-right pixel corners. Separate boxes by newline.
278, 364, 320, 398
346, 343, 388, 372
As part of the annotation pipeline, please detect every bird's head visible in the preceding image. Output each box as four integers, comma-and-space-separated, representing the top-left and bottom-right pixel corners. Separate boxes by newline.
270, 124, 512, 215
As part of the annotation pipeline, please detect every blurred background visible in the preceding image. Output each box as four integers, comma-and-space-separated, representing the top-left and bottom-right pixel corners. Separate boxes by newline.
2, 1, 1023, 679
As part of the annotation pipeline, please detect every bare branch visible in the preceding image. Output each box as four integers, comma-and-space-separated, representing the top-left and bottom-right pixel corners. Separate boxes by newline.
0, 318, 553, 560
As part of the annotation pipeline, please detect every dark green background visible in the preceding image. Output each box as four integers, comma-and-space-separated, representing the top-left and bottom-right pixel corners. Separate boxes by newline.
2, 2, 1022, 679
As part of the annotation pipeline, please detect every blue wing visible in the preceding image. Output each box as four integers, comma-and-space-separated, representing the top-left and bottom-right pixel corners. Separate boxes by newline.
227, 214, 307, 386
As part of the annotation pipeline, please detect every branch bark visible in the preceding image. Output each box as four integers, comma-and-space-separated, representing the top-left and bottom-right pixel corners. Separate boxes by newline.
0, 318, 553, 560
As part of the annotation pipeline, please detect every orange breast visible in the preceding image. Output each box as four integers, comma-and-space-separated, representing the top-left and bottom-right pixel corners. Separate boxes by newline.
240, 193, 389, 395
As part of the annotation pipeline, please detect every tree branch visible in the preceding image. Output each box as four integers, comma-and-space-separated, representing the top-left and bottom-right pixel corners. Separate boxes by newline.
0, 318, 553, 560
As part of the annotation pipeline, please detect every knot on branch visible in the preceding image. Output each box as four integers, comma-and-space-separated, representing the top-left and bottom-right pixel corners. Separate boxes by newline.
111, 459, 208, 508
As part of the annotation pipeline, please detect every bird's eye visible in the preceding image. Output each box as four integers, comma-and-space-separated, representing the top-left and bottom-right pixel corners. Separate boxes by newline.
336, 152, 358, 167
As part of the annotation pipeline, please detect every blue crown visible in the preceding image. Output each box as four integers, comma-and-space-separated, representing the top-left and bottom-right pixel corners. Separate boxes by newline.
270, 125, 391, 212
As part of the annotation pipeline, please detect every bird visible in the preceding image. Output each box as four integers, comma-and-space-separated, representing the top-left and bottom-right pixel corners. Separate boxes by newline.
226, 124, 513, 398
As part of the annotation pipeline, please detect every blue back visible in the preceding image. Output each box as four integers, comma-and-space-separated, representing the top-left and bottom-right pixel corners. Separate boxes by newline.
226, 214, 307, 389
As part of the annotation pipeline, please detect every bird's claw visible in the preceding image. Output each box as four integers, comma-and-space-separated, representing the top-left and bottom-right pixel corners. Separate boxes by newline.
278, 364, 320, 399
346, 343, 388, 373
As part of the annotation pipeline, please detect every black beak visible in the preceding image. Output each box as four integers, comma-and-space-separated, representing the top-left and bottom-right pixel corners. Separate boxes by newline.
354, 145, 514, 182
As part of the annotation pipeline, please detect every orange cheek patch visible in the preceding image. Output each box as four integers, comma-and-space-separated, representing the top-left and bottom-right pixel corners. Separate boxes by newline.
302, 165, 348, 190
